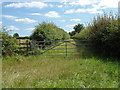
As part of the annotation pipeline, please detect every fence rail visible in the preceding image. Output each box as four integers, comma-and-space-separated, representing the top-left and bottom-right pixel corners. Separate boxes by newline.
18, 39, 89, 56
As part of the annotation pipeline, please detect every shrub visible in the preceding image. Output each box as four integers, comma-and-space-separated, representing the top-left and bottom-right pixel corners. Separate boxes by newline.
74, 13, 120, 58
1, 27, 19, 56
30, 22, 69, 43
88, 14, 119, 57
73, 28, 90, 40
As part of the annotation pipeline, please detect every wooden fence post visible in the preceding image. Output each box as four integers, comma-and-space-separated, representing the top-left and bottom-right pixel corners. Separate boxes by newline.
66, 41, 67, 56
29, 41, 32, 51
19, 40, 21, 53
26, 40, 28, 52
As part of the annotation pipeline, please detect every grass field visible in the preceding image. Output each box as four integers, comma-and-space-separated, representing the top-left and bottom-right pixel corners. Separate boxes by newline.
2, 55, 118, 88
2, 39, 119, 88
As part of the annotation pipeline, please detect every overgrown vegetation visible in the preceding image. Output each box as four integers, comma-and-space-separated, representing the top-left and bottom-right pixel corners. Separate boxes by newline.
1, 22, 70, 56
73, 13, 119, 58
2, 55, 118, 88
1, 27, 19, 56
13, 33, 19, 38
30, 22, 70, 42
69, 23, 84, 37
2, 12, 119, 88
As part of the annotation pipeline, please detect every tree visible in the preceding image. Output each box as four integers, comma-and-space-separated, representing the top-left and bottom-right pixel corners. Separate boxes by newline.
30, 22, 69, 44
73, 24, 84, 33
13, 33, 19, 38
69, 31, 76, 36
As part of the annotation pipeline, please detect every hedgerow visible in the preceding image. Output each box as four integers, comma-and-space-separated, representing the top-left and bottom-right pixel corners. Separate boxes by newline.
1, 27, 19, 56
73, 13, 120, 58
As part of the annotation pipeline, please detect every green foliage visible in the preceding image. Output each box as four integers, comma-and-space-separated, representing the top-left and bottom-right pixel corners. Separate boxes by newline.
73, 29, 90, 40
69, 24, 84, 38
2, 55, 118, 88
88, 14, 119, 57
17, 36, 29, 39
73, 23, 84, 33
69, 31, 76, 36
13, 33, 19, 38
30, 22, 69, 42
74, 13, 120, 58
1, 27, 19, 56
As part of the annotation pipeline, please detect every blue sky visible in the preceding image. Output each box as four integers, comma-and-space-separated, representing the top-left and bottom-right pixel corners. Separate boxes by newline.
0, 0, 119, 37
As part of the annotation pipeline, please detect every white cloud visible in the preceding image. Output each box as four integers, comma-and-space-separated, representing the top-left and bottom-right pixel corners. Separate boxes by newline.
49, 4, 53, 7
30, 13, 41, 15
70, 19, 81, 21
69, 0, 99, 6
5, 2, 47, 9
97, 0, 119, 9
65, 8, 103, 14
59, 19, 66, 22
69, 1, 87, 6
68, 0, 119, 8
76, 9, 86, 13
65, 24, 76, 32
91, 0, 119, 11
0, 21, 2, 24
2, 15, 18, 19
2, 14, 36, 24
66, 24, 75, 28
78, 8, 103, 14
90, 10, 103, 14
7, 26, 19, 31
65, 9, 74, 14
58, 5, 63, 8
45, 11, 61, 18
15, 18, 36, 23
62, 0, 67, 5
25, 28, 34, 31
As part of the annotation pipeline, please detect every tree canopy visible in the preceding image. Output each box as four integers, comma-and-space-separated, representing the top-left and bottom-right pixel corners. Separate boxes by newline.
13, 33, 19, 38
73, 24, 84, 33
30, 22, 70, 42
69, 23, 85, 37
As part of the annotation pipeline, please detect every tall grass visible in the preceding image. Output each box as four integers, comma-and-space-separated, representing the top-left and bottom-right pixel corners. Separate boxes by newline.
2, 55, 118, 88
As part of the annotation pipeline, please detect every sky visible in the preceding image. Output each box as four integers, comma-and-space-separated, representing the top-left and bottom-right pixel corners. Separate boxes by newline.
0, 0, 119, 37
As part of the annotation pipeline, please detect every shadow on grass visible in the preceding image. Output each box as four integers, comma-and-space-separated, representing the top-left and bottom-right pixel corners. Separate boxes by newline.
74, 39, 119, 62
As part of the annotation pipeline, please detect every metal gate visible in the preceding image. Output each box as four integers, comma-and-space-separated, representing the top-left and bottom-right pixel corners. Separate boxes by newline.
19, 40, 89, 56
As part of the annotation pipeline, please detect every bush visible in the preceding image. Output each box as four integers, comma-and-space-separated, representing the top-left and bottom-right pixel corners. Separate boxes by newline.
88, 14, 119, 57
1, 27, 19, 56
13, 33, 19, 38
74, 13, 120, 58
73, 28, 90, 40
30, 22, 69, 44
